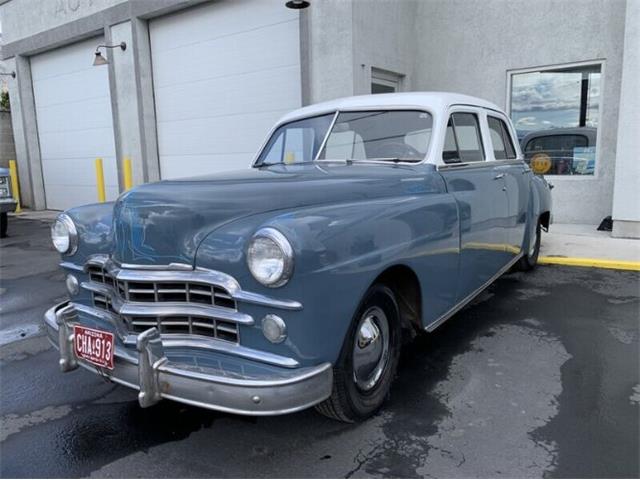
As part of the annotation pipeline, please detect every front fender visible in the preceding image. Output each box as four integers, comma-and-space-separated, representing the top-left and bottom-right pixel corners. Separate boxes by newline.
63, 202, 115, 264
196, 187, 459, 366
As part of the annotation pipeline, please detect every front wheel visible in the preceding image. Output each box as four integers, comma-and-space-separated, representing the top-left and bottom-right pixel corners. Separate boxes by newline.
315, 285, 402, 422
517, 219, 541, 271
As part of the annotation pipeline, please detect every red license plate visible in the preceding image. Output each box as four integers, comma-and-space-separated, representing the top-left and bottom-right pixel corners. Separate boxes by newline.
73, 325, 115, 370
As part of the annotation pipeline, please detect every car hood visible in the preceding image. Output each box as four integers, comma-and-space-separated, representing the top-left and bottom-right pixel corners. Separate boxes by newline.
112, 162, 436, 265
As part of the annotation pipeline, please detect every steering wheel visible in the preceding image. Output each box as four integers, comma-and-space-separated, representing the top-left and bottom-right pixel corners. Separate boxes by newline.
370, 142, 422, 160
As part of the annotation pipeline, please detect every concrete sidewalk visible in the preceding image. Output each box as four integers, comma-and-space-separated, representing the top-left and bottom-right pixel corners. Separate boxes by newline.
541, 223, 640, 268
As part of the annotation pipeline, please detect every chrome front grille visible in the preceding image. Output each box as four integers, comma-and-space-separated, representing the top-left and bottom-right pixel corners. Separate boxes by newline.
86, 265, 237, 310
86, 262, 240, 343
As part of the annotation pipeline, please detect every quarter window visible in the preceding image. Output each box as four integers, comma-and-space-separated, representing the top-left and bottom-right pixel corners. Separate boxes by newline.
488, 116, 517, 160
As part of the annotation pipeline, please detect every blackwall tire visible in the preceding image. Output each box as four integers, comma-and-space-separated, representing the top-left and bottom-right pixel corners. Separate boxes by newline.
315, 284, 401, 422
518, 219, 541, 271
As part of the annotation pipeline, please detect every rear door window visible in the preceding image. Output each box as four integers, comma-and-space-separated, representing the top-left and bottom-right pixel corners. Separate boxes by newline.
442, 113, 485, 163
488, 116, 517, 160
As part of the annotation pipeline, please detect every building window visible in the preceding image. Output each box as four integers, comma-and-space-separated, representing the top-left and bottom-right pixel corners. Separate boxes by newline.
371, 68, 403, 94
509, 63, 601, 175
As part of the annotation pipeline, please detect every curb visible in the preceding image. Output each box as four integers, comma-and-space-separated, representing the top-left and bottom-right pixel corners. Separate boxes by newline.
539, 256, 640, 272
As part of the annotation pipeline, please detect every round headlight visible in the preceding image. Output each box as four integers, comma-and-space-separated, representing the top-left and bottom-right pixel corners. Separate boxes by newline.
247, 228, 294, 287
51, 214, 78, 255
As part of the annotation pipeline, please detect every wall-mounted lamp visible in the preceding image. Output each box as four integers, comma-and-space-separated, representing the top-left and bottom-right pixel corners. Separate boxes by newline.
93, 42, 127, 66
285, 0, 310, 9
0, 72, 16, 79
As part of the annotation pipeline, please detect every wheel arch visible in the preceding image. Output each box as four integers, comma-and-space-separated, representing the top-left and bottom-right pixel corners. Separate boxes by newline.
371, 264, 423, 337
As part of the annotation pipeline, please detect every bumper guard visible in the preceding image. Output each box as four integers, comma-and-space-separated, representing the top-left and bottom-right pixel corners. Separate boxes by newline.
45, 302, 333, 415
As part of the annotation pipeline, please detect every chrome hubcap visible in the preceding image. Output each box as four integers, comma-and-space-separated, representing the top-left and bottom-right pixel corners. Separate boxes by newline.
353, 307, 390, 392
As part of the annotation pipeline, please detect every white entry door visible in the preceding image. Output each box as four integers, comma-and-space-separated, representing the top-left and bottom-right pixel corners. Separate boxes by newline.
150, 0, 302, 179
31, 36, 118, 210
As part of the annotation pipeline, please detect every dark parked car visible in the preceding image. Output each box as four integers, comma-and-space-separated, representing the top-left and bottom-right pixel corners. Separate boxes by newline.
521, 127, 597, 175
45, 93, 552, 422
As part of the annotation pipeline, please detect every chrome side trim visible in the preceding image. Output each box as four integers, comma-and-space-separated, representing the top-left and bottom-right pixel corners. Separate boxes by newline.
82, 255, 303, 311
60, 261, 84, 272
425, 253, 524, 332
51, 301, 299, 369
81, 281, 254, 325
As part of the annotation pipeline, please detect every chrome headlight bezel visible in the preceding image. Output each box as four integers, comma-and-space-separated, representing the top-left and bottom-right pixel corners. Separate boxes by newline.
246, 227, 294, 288
51, 213, 78, 255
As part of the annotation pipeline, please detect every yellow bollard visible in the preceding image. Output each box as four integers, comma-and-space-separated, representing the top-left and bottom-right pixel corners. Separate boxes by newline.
8, 160, 21, 213
95, 158, 106, 203
123, 156, 133, 191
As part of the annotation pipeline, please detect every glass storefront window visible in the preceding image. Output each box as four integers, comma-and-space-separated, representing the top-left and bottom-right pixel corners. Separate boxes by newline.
510, 64, 601, 175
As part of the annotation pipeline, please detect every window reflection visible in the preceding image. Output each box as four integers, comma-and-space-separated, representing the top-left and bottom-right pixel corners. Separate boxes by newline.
510, 64, 600, 175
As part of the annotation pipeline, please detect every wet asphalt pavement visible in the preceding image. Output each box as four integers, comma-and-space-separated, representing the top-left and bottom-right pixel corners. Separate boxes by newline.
1, 217, 639, 478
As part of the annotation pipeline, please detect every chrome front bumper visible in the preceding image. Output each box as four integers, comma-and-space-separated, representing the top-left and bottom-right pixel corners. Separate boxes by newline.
44, 301, 333, 416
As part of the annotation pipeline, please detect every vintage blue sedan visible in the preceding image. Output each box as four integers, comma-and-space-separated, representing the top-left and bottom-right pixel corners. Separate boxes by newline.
45, 93, 552, 422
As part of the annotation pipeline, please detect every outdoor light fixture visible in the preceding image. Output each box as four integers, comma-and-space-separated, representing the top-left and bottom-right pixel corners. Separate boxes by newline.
285, 0, 310, 9
92, 42, 127, 66
0, 72, 16, 78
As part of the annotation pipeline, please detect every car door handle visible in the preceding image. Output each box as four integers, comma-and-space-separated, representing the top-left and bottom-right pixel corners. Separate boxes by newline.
493, 173, 505, 180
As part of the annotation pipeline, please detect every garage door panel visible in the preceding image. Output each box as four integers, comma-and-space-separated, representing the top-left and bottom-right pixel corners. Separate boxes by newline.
156, 112, 281, 156
151, 0, 301, 180
34, 98, 114, 133
37, 128, 118, 159
151, 21, 299, 89
154, 65, 301, 121
33, 71, 111, 107
150, 0, 298, 52
159, 153, 255, 180
41, 156, 119, 188
43, 184, 119, 211
31, 36, 118, 210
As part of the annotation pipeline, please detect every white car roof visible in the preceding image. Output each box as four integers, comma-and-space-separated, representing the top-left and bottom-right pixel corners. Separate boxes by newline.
277, 92, 503, 124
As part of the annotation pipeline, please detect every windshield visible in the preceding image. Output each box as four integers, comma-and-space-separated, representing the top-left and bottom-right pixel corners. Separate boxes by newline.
257, 110, 433, 165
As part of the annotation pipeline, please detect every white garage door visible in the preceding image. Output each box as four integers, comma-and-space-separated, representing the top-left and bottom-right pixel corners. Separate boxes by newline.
150, 0, 301, 179
31, 37, 118, 210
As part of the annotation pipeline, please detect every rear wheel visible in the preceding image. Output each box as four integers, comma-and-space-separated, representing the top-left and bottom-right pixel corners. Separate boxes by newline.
0, 212, 7, 238
315, 285, 401, 422
518, 219, 541, 271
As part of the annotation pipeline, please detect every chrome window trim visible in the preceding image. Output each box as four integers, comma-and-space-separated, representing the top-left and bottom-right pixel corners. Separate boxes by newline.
252, 105, 437, 168
437, 159, 525, 171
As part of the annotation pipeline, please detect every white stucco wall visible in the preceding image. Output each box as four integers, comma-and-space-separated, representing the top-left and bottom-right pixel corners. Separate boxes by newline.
611, 0, 640, 238
0, 0, 126, 44
413, 0, 627, 225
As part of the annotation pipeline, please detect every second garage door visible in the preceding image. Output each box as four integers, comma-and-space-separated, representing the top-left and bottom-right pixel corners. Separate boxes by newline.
150, 0, 302, 179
